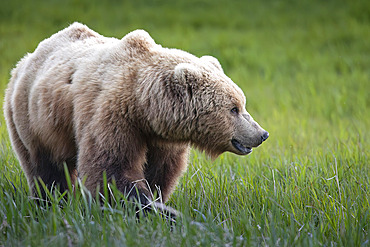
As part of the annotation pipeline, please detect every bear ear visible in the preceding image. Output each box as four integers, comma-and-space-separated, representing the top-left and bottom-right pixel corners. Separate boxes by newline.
174, 63, 201, 83
121, 29, 157, 53
200, 55, 223, 72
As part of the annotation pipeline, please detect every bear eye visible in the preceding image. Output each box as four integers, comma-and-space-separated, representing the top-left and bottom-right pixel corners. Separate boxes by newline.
231, 107, 239, 114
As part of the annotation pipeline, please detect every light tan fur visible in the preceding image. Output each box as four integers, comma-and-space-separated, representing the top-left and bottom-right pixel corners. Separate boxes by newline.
4, 23, 268, 204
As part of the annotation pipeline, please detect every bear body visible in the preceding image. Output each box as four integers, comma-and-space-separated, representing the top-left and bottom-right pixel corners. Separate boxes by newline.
4, 23, 268, 204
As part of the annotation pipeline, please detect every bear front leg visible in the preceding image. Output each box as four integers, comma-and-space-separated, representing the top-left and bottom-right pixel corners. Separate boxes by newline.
145, 142, 189, 202
77, 132, 152, 205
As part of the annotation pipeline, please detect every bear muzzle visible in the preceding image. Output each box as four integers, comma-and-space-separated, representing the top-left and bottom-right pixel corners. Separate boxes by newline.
231, 131, 269, 155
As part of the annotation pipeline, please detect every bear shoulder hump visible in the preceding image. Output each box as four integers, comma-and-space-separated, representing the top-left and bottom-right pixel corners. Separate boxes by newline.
59, 22, 101, 41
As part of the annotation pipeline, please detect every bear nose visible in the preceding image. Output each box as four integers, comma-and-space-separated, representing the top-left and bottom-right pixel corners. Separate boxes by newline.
261, 131, 269, 142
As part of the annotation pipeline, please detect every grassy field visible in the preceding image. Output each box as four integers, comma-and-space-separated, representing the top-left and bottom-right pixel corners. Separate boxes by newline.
0, 0, 369, 246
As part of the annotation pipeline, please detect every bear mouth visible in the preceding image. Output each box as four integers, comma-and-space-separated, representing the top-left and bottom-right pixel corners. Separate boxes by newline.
231, 139, 252, 155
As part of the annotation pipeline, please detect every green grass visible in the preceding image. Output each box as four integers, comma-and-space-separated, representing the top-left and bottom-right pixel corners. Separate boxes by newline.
0, 0, 369, 246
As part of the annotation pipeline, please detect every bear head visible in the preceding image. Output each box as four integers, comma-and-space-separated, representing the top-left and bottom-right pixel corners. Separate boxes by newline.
128, 31, 268, 157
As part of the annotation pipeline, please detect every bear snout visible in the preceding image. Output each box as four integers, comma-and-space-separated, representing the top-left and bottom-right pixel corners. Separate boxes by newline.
261, 131, 269, 142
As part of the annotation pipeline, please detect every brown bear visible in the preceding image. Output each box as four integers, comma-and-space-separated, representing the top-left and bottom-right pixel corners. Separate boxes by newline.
4, 23, 268, 209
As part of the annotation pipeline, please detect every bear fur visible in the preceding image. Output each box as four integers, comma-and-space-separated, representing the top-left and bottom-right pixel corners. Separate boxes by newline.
4, 23, 268, 205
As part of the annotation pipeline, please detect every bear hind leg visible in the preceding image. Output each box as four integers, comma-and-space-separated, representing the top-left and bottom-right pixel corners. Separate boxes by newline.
4, 103, 35, 193
29, 146, 76, 198
5, 97, 75, 198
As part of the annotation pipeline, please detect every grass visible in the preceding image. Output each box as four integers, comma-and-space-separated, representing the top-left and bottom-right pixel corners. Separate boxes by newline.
0, 0, 369, 246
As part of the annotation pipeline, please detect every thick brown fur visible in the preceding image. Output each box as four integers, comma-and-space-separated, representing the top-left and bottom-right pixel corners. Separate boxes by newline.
4, 23, 268, 205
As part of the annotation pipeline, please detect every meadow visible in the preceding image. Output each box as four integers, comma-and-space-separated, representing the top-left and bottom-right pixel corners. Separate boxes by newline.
0, 0, 369, 246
